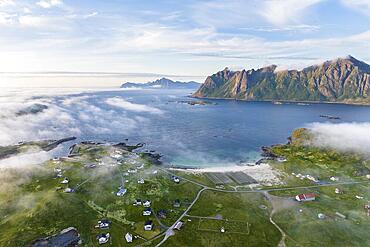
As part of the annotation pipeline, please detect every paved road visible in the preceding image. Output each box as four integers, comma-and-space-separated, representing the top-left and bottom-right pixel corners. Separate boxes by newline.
155, 187, 207, 247
73, 177, 92, 191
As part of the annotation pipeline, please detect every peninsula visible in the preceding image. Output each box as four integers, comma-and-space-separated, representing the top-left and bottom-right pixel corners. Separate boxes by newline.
193, 56, 370, 105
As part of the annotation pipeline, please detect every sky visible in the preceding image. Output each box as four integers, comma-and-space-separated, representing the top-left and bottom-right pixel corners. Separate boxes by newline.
1, 0, 370, 87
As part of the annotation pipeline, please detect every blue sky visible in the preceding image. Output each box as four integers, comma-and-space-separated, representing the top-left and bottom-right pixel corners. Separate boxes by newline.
1, 0, 370, 86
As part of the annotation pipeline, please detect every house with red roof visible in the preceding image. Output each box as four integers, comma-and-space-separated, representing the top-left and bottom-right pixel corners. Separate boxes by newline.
295, 193, 316, 202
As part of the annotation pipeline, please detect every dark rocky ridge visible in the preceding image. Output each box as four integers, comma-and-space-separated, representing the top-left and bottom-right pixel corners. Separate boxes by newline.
121, 77, 200, 89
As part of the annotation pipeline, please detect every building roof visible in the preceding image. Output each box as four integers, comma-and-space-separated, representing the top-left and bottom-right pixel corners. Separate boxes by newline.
297, 193, 316, 200
125, 232, 133, 242
174, 221, 183, 230
99, 219, 110, 224
145, 220, 153, 226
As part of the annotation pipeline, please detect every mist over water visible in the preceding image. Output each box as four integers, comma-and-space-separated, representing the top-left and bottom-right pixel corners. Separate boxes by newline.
2, 87, 370, 167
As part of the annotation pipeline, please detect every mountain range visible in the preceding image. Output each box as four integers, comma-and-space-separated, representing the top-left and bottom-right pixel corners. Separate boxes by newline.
121, 78, 200, 89
193, 56, 370, 104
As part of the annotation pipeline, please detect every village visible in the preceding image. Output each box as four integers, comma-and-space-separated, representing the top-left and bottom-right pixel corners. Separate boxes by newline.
0, 135, 369, 247
37, 138, 369, 247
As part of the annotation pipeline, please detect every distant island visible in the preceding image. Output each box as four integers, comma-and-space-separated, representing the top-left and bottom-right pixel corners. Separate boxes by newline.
193, 56, 370, 104
121, 77, 200, 90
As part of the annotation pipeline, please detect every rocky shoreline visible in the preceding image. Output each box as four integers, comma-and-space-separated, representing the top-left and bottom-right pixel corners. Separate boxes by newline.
190, 95, 370, 106
0, 136, 76, 160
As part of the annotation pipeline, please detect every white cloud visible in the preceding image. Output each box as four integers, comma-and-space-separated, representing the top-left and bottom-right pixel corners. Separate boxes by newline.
192, 0, 323, 28
0, 11, 13, 25
23, 7, 31, 14
102, 23, 370, 65
18, 14, 65, 29
36, 0, 63, 9
19, 15, 49, 27
105, 97, 164, 114
341, 0, 370, 16
241, 24, 320, 32
260, 0, 323, 26
84, 11, 98, 18
309, 122, 370, 155
0, 0, 15, 7
0, 149, 55, 168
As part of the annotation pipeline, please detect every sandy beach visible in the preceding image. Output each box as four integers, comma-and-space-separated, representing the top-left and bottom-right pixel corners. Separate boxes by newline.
169, 162, 282, 185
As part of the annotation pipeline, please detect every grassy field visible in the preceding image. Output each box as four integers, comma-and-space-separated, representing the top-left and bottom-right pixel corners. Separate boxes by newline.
269, 183, 370, 247
263, 129, 370, 247
162, 190, 281, 247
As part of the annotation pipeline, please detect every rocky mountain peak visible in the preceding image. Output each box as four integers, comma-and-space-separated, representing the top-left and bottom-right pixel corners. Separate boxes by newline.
193, 56, 370, 104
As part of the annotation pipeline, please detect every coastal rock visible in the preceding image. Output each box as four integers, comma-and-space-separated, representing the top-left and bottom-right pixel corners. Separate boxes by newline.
16, 104, 48, 116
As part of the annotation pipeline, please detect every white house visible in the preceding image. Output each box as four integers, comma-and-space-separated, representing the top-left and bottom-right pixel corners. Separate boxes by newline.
171, 176, 180, 183
144, 221, 153, 231
97, 233, 110, 244
96, 220, 110, 229
133, 199, 142, 206
125, 232, 133, 243
318, 213, 326, 219
137, 178, 145, 184
143, 208, 152, 216
143, 200, 151, 207
174, 221, 183, 230
116, 187, 127, 197
64, 188, 74, 193
295, 193, 316, 202
60, 178, 69, 184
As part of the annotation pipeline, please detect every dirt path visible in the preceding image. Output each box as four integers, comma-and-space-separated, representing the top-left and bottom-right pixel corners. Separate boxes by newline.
269, 214, 287, 247
263, 191, 292, 247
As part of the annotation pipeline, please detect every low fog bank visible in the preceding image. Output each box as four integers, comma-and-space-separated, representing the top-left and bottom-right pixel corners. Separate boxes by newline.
0, 162, 47, 194
0, 146, 62, 168
0, 88, 162, 146
308, 122, 370, 155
